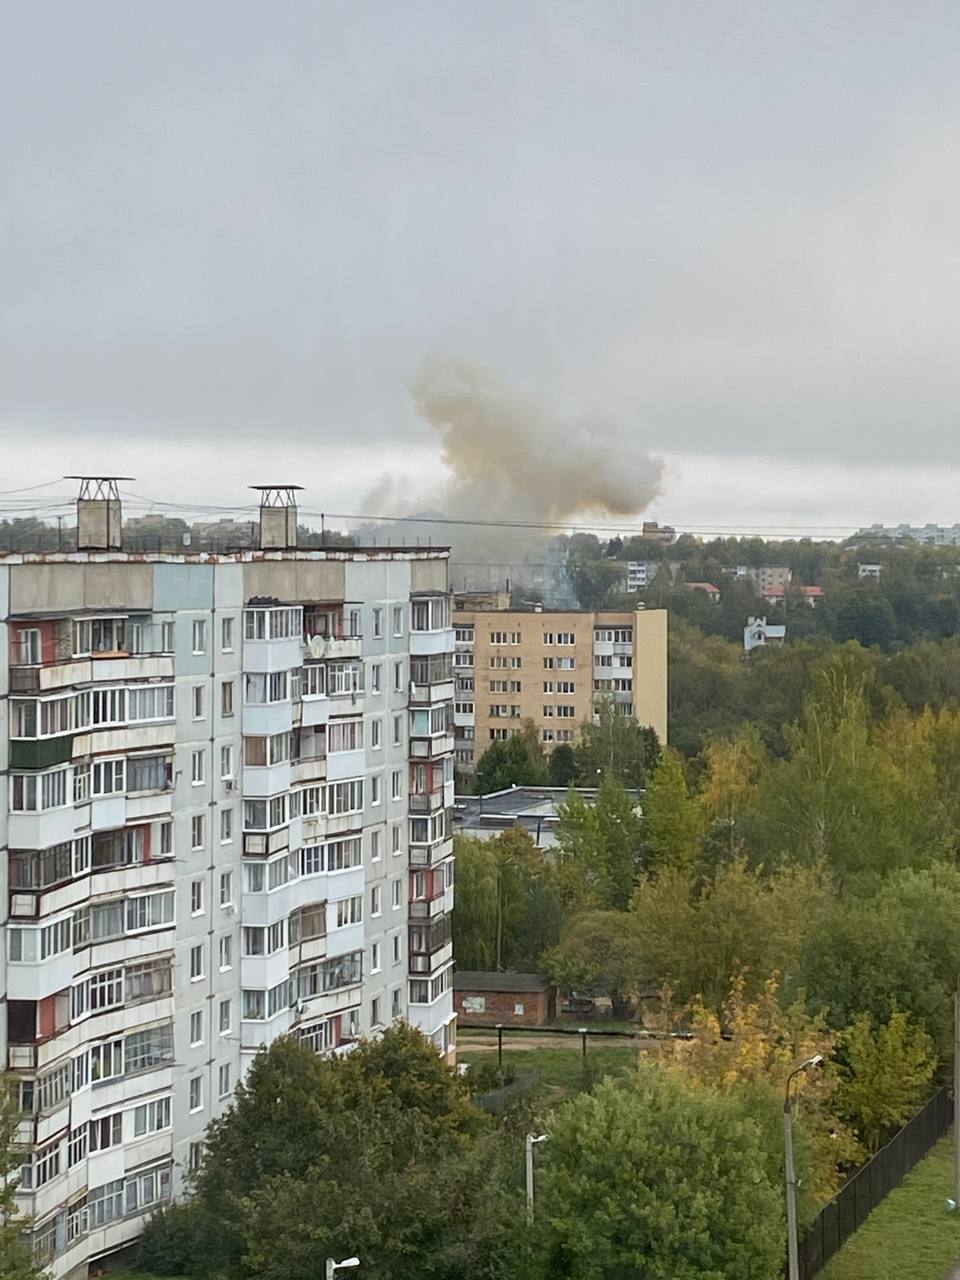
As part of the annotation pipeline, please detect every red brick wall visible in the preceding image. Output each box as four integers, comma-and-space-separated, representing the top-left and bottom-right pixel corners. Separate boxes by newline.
455, 986, 554, 1027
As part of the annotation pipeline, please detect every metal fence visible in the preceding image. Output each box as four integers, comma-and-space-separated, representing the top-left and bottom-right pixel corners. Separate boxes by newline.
795, 1086, 952, 1278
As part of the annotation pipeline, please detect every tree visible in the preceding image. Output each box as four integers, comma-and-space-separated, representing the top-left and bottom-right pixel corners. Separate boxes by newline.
474, 731, 546, 795
0, 1091, 44, 1280
697, 725, 767, 863
547, 743, 577, 787
543, 911, 643, 1017
834, 1012, 937, 1153
536, 1069, 784, 1280
641, 751, 704, 874
554, 779, 643, 909
573, 696, 660, 788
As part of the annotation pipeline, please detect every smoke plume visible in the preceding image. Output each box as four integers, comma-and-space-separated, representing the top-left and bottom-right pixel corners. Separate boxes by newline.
362, 355, 665, 592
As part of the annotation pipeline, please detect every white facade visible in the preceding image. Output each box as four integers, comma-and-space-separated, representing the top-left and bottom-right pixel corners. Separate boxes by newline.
743, 616, 786, 653
857, 563, 883, 579
733, 565, 792, 592
0, 530, 455, 1276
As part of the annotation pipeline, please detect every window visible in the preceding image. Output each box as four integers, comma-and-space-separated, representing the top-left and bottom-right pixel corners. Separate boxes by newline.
295, 949, 363, 998
243, 927, 265, 957
159, 619, 174, 652
267, 920, 285, 952
371, 664, 382, 693
191, 749, 205, 785
124, 890, 175, 933
128, 754, 172, 792
393, 713, 403, 745
219, 871, 233, 905
392, 824, 402, 855
373, 607, 383, 638
218, 1064, 231, 1098
244, 863, 265, 893
328, 836, 362, 870
371, 718, 382, 749
242, 989, 265, 1020
370, 774, 382, 806
33, 1139, 62, 1187
391, 769, 402, 800
125, 1023, 174, 1073
371, 997, 381, 1027
328, 719, 363, 753
392, 987, 402, 1017
221, 680, 235, 716
393, 933, 403, 964
490, 630, 521, 645
219, 999, 231, 1034
219, 935, 233, 970
73, 616, 125, 657
190, 880, 204, 915
289, 902, 326, 944
69, 1128, 88, 1167
128, 684, 175, 721
192, 685, 205, 719
11, 767, 70, 812
221, 616, 234, 651
14, 627, 41, 665
391, 878, 402, 909
328, 779, 363, 815
393, 606, 404, 635
220, 745, 233, 779
192, 620, 207, 654
91, 1039, 124, 1083
327, 662, 363, 696
190, 944, 203, 979
188, 1143, 203, 1172
189, 1076, 203, 1113
393, 660, 403, 691
191, 815, 205, 849
335, 896, 362, 927
126, 957, 173, 1003
220, 808, 233, 842
371, 885, 382, 917
190, 1010, 203, 1046
134, 1097, 171, 1137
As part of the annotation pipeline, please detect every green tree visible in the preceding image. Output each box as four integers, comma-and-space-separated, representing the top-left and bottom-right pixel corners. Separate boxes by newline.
642, 751, 705, 874
536, 1069, 783, 1280
555, 778, 643, 909
548, 743, 577, 787
834, 1012, 937, 1153
543, 911, 643, 1017
474, 731, 546, 794
573, 696, 660, 788
0, 1090, 44, 1280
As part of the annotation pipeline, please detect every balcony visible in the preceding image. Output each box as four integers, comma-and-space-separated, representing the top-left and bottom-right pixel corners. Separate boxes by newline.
292, 754, 327, 785
409, 939, 453, 974
409, 679, 455, 706
409, 836, 454, 866
9, 736, 75, 770
7, 1044, 37, 1070
409, 790, 445, 815
409, 733, 455, 760
409, 890, 446, 920
303, 636, 362, 662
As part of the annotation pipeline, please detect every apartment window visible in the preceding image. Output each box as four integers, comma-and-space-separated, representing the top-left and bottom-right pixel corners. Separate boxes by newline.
242, 989, 265, 1020
191, 815, 205, 849
391, 713, 403, 745
190, 1010, 203, 1046
328, 719, 363, 753
191, 880, 204, 915
128, 754, 172, 793
15, 627, 41, 665
335, 896, 362, 927
371, 663, 382, 693
393, 933, 402, 964
371, 718, 382, 749
220, 745, 233, 779
124, 890, 175, 934
393, 606, 404, 635
221, 680, 235, 716
125, 1022, 174, 1073
243, 927, 265, 957
391, 987, 402, 1017
558, 705, 576, 718
289, 902, 326, 945
220, 807, 233, 842
455, 626, 474, 643
328, 836, 362, 870
392, 824, 402, 855
373, 607, 383, 638
192, 685, 205, 719
219, 936, 233, 970
189, 1076, 203, 1113
218, 1064, 231, 1098
371, 941, 381, 973
190, 944, 204, 980
221, 616, 234, 651
191, 749, 205, 785
188, 1143, 203, 1172
126, 956, 173, 1003
371, 828, 382, 861
128, 684, 175, 721
371, 884, 382, 917
219, 871, 233, 905
268, 920, 285, 951
134, 1097, 171, 1137
490, 631, 521, 645
371, 996, 381, 1027
393, 660, 403, 691
391, 769, 403, 800
371, 775, 382, 806
219, 999, 231, 1033
391, 878, 402, 909
244, 863, 265, 893
89, 1113, 123, 1153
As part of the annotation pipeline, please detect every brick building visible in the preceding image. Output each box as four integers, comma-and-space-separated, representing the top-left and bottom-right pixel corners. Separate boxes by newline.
454, 972, 556, 1027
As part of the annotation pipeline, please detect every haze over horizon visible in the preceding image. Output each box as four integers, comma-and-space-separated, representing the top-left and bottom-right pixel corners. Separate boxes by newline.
5, 2, 960, 533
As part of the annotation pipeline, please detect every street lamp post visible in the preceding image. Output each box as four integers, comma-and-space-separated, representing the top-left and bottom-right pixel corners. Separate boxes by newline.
784, 1055, 823, 1280
525, 1133, 549, 1226
325, 1257, 360, 1280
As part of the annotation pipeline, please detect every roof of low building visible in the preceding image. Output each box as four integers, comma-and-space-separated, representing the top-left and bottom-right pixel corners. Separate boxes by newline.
454, 971, 553, 993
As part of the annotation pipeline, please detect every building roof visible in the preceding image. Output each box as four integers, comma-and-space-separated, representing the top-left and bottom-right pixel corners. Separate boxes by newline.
685, 582, 720, 593
454, 971, 553, 993
762, 584, 824, 598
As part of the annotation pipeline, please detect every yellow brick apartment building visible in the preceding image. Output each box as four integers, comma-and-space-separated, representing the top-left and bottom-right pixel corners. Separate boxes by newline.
451, 606, 667, 767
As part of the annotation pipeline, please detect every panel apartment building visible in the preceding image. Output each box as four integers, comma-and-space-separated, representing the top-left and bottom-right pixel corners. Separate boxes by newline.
0, 483, 456, 1277
451, 606, 667, 766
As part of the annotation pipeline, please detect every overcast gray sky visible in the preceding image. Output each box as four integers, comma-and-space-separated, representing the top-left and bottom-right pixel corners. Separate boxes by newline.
4, 1, 960, 532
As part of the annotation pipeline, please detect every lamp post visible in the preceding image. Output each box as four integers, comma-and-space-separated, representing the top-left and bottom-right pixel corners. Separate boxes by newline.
525, 1133, 549, 1226
954, 973, 960, 1210
784, 1054, 823, 1280
325, 1258, 360, 1280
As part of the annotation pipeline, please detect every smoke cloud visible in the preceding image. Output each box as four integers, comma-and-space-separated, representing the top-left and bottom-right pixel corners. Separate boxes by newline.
362, 355, 665, 592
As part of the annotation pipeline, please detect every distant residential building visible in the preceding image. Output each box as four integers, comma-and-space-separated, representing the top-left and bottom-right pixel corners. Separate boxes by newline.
858, 563, 882, 580
625, 561, 680, 593
761, 584, 824, 608
733, 565, 792, 592
640, 521, 676, 544
744, 615, 786, 653
453, 589, 512, 611
856, 522, 960, 546
451, 608, 667, 768
454, 972, 556, 1027
685, 582, 721, 603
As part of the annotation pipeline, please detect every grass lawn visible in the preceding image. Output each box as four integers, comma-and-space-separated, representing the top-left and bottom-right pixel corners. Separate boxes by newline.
821, 1134, 960, 1280
458, 1043, 640, 1093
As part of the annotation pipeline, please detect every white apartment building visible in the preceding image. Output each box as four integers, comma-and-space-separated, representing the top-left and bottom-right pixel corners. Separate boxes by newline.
1, 482, 455, 1277
732, 565, 792, 592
